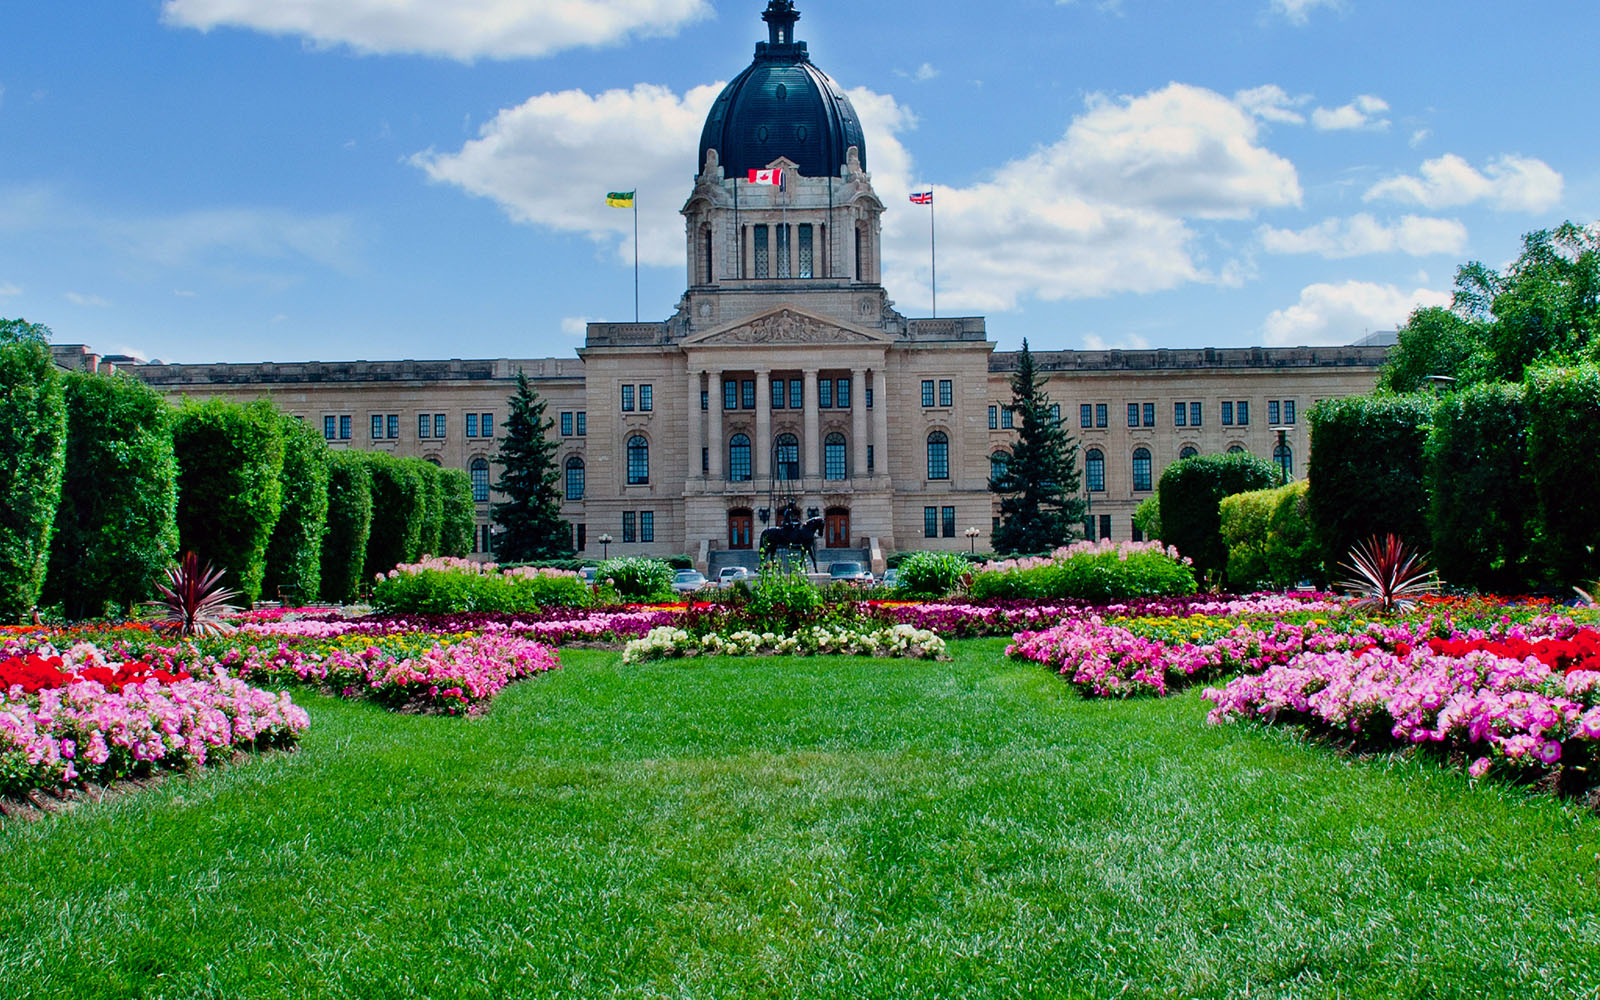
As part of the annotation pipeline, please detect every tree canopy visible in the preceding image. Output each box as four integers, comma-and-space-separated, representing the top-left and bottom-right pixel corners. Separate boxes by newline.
492, 371, 573, 562
0, 317, 52, 345
989, 339, 1085, 554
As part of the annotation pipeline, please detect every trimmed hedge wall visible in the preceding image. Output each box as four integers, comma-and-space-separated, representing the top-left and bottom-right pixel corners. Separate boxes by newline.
1307, 395, 1432, 576
1426, 382, 1536, 592
0, 342, 67, 621
1219, 481, 1318, 591
361, 453, 427, 579
1526, 365, 1600, 587
262, 415, 330, 603
172, 398, 285, 604
43, 370, 178, 619
1156, 452, 1277, 583
438, 468, 475, 559
319, 450, 373, 603
417, 461, 444, 559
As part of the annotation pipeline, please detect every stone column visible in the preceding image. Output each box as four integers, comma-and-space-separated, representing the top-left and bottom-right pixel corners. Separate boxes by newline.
708, 370, 724, 482
755, 369, 772, 481
803, 368, 820, 483
872, 368, 888, 480
687, 370, 702, 487
851, 369, 868, 481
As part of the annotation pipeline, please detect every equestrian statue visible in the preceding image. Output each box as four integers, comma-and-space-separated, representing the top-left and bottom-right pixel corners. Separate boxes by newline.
758, 516, 825, 571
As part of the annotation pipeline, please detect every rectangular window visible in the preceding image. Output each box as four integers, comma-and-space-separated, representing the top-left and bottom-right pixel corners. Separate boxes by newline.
790, 379, 803, 410
741, 379, 755, 409
339, 415, 351, 440
942, 506, 956, 538
1190, 402, 1202, 427
836, 377, 851, 408
1132, 518, 1144, 543
1237, 401, 1250, 426
1284, 400, 1296, 424
621, 384, 635, 412
467, 413, 479, 437
865, 386, 873, 408
754, 225, 769, 278
924, 507, 938, 539
867, 444, 874, 472
419, 414, 432, 438
1050, 403, 1061, 425
724, 379, 738, 410
434, 413, 447, 439
1001, 407, 1014, 429
639, 384, 653, 412
1080, 404, 1093, 429
819, 378, 833, 408
922, 380, 935, 407
386, 414, 399, 440
1084, 518, 1096, 542
481, 413, 493, 437
989, 405, 998, 429
939, 380, 953, 407
575, 412, 586, 436
798, 224, 813, 278
701, 390, 709, 411
1099, 514, 1112, 542
622, 511, 637, 544
1222, 401, 1234, 426
323, 416, 336, 440
1268, 400, 1281, 426
701, 447, 709, 473
1128, 403, 1140, 427
371, 415, 384, 440
1095, 404, 1108, 428
772, 379, 786, 408
1174, 402, 1187, 427
560, 412, 573, 436
777, 224, 791, 277
1143, 403, 1155, 427
641, 511, 654, 543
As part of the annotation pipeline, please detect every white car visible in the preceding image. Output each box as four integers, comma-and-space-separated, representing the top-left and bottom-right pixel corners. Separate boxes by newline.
828, 562, 874, 586
671, 569, 709, 595
716, 566, 754, 588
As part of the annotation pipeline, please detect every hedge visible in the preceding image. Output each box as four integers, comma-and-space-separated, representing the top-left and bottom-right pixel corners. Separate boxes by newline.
895, 551, 972, 598
968, 543, 1196, 602
417, 461, 444, 559
1426, 382, 1537, 592
0, 342, 68, 621
1156, 452, 1277, 584
43, 370, 178, 619
438, 468, 475, 559
1219, 481, 1318, 591
319, 450, 373, 603
361, 453, 427, 580
1526, 365, 1600, 587
1264, 481, 1320, 589
262, 415, 330, 603
172, 398, 285, 604
1307, 395, 1432, 577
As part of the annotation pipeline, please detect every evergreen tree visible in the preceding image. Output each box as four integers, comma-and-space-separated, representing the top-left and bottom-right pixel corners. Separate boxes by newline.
491, 371, 573, 562
989, 339, 1085, 554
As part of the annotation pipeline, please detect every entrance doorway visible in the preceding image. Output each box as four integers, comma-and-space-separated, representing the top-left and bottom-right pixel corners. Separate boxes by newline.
728, 509, 754, 549
824, 507, 851, 548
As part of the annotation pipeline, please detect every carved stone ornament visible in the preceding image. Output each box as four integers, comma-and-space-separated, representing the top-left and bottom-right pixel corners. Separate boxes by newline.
724, 309, 868, 345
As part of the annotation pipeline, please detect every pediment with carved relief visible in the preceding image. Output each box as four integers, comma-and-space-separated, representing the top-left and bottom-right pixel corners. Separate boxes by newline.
682, 307, 892, 348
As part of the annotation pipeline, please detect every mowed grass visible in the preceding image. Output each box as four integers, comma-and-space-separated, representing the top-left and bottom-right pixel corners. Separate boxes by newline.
3, 639, 1599, 1000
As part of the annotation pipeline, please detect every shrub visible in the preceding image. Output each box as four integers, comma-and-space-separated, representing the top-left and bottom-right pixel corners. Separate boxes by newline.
438, 468, 475, 559
1526, 365, 1600, 587
596, 557, 675, 601
362, 453, 427, 579
319, 451, 373, 603
0, 341, 67, 621
1219, 488, 1277, 591
371, 558, 591, 613
416, 461, 444, 559
748, 563, 825, 627
43, 370, 178, 619
262, 415, 330, 603
1426, 381, 1536, 592
1307, 395, 1432, 580
896, 550, 971, 598
969, 540, 1197, 602
1264, 481, 1321, 589
1133, 496, 1162, 541
1156, 452, 1277, 584
172, 397, 285, 605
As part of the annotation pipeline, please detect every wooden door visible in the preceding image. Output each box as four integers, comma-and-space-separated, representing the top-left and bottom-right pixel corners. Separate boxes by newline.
728, 511, 754, 550
824, 508, 850, 549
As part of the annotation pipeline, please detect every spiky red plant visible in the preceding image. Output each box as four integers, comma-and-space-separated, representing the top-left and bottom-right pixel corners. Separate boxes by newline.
1337, 534, 1440, 614
148, 552, 241, 638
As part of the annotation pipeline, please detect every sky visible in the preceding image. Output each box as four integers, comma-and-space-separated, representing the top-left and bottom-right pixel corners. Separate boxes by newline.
1, 0, 1596, 364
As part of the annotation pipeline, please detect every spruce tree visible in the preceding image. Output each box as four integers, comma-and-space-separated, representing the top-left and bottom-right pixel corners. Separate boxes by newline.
491, 371, 573, 562
989, 339, 1085, 554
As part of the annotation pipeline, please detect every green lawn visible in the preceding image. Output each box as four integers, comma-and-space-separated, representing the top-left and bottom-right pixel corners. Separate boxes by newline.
3, 639, 1598, 999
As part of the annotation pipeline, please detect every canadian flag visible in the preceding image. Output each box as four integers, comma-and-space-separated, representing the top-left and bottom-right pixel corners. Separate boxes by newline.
748, 168, 784, 187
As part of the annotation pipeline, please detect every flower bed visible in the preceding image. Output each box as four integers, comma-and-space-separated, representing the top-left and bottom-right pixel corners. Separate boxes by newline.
1, 642, 309, 799
622, 624, 947, 664
968, 540, 1198, 602
372, 557, 594, 614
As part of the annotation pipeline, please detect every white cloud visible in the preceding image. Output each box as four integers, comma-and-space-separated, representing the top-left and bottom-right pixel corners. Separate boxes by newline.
1409, 128, 1432, 148
160, 0, 711, 62
1234, 84, 1308, 125
896, 63, 940, 83
65, 291, 112, 308
1364, 153, 1563, 213
1262, 281, 1450, 346
0, 281, 19, 297
1311, 94, 1390, 131
1082, 332, 1152, 350
560, 316, 590, 339
1271, 0, 1339, 23
1258, 213, 1468, 258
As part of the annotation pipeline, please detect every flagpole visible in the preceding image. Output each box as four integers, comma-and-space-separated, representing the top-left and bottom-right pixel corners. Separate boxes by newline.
633, 194, 640, 322
930, 186, 937, 319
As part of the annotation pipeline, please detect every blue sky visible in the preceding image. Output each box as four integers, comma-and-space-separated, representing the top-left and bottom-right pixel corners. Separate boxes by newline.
1, 0, 1595, 363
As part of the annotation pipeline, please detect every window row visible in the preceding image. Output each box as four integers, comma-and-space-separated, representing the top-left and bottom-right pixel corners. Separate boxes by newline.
559, 411, 588, 436
750, 223, 817, 279
709, 377, 869, 411
1078, 443, 1294, 494
620, 384, 653, 412
987, 405, 1015, 430
1059, 400, 1300, 430
921, 379, 954, 408
922, 506, 958, 539
620, 511, 656, 544
689, 433, 876, 482
349, 413, 496, 441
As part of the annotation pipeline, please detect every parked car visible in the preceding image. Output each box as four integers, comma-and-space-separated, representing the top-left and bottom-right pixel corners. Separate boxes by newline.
578, 566, 598, 585
671, 569, 709, 595
828, 561, 874, 586
877, 568, 899, 591
716, 566, 754, 589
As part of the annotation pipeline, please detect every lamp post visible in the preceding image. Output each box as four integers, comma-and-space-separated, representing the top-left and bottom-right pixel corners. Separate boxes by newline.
1269, 425, 1293, 486
964, 526, 980, 553
598, 533, 613, 560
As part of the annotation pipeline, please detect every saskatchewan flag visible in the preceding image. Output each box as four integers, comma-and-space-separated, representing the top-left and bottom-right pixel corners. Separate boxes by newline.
605, 190, 636, 208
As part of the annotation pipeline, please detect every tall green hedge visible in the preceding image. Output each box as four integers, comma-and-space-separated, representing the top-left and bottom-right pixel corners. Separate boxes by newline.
319, 450, 373, 603
172, 398, 285, 604
1156, 452, 1277, 583
1307, 395, 1433, 575
1219, 488, 1276, 591
1219, 481, 1319, 591
43, 371, 178, 619
263, 416, 331, 603
417, 461, 444, 557
439, 468, 475, 559
1426, 382, 1536, 592
0, 342, 67, 621
362, 453, 427, 579
1526, 365, 1600, 587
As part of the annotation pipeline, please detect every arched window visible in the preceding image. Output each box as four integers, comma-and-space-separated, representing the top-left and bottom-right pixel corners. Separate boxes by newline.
824, 432, 847, 480
926, 430, 949, 480
1179, 446, 1198, 460
1132, 447, 1153, 492
425, 456, 442, 467
990, 450, 1011, 483
626, 436, 650, 484
1227, 445, 1246, 455
565, 456, 585, 500
700, 227, 713, 285
774, 433, 800, 480
470, 458, 490, 503
1274, 442, 1293, 481
1085, 449, 1105, 492
729, 433, 752, 482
